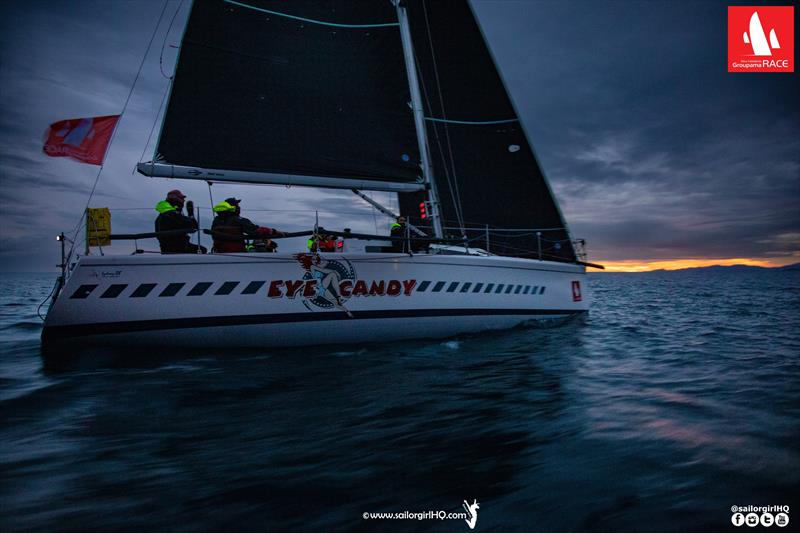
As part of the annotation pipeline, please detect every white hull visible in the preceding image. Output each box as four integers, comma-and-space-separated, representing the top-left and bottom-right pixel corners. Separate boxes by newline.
43, 252, 589, 348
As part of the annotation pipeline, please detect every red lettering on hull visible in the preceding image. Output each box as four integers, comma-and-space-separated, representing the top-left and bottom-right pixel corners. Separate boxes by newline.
268, 280, 283, 298
340, 280, 353, 297
302, 280, 317, 297
386, 280, 401, 296
285, 280, 304, 298
368, 281, 385, 296
402, 280, 417, 296
266, 279, 417, 298
352, 280, 368, 296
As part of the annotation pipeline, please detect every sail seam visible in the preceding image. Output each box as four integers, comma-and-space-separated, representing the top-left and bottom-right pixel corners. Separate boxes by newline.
223, 0, 400, 29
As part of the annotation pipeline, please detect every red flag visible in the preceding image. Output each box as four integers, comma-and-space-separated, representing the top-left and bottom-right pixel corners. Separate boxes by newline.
42, 115, 120, 165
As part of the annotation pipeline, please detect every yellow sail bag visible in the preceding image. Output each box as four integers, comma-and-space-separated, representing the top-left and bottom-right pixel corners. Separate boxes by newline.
86, 207, 111, 247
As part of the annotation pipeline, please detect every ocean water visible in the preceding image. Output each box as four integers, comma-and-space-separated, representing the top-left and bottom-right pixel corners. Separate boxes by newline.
1, 270, 798, 531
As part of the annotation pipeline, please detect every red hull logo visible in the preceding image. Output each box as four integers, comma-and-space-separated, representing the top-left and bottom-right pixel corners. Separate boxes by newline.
728, 6, 794, 72
572, 281, 582, 302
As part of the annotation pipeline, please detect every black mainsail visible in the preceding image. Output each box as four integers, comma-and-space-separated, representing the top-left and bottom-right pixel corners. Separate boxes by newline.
144, 0, 422, 190
139, 0, 576, 261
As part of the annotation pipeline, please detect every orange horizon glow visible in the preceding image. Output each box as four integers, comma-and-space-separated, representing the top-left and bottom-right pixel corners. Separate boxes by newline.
590, 257, 797, 272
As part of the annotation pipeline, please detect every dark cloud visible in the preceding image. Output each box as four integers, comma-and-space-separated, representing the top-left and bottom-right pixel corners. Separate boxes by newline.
0, 0, 797, 271
474, 0, 799, 263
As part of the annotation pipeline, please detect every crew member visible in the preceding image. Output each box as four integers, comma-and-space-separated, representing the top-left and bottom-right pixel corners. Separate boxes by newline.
211, 198, 285, 253
390, 216, 408, 252
154, 189, 206, 254
250, 239, 278, 252
307, 234, 337, 252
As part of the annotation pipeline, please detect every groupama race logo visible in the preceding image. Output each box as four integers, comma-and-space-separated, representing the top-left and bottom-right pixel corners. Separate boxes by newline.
728, 6, 794, 72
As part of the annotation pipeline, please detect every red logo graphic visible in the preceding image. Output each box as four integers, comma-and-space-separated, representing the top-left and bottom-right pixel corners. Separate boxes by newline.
572, 281, 582, 302
728, 6, 794, 72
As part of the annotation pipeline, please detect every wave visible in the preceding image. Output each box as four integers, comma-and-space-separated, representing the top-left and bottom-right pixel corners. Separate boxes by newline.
0, 321, 43, 332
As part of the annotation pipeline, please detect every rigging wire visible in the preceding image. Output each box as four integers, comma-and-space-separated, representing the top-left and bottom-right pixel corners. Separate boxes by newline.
413, 49, 462, 232
65, 0, 171, 266
98, 206, 395, 218
420, 0, 466, 235
133, 0, 185, 169
136, 79, 172, 169
424, 116, 518, 125
368, 192, 380, 234
36, 277, 61, 321
223, 0, 399, 28
159, 0, 185, 79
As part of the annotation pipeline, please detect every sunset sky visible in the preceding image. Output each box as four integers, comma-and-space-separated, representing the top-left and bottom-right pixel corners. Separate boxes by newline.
0, 0, 797, 272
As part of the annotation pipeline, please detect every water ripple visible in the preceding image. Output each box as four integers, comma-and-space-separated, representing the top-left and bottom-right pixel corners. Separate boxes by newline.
1, 270, 798, 530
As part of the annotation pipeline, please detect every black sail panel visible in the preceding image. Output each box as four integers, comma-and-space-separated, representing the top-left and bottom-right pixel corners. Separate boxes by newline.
156, 0, 421, 183
400, 0, 576, 261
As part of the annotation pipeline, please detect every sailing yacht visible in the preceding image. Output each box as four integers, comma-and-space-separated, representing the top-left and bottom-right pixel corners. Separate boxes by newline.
42, 0, 596, 348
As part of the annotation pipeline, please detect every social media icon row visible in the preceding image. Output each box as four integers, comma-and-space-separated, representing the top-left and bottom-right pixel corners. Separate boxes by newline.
732, 512, 789, 527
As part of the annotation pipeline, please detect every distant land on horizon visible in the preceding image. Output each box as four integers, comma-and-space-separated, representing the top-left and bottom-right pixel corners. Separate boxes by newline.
595, 262, 800, 273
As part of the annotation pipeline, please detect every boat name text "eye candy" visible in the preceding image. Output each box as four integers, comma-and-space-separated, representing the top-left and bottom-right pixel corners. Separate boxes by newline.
267, 279, 417, 298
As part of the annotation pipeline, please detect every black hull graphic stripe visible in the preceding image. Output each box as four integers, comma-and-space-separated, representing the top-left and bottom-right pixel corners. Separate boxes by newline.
42, 308, 584, 341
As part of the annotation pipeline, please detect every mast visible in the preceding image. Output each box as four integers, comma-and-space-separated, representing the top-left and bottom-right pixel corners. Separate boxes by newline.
394, 0, 444, 238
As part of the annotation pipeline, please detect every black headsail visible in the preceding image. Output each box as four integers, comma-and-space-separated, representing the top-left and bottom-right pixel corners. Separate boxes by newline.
140, 0, 423, 191
399, 0, 576, 261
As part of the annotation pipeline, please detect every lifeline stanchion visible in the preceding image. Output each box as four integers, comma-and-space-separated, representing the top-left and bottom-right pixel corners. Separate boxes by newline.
537, 231, 542, 260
